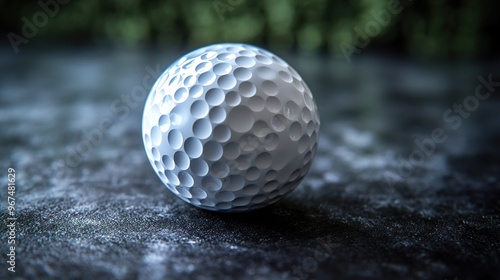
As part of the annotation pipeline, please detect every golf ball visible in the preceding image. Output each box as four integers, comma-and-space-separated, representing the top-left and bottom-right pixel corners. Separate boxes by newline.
142, 43, 320, 212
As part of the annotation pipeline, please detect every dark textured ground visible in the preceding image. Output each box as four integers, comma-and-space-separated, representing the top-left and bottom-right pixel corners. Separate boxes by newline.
0, 47, 499, 280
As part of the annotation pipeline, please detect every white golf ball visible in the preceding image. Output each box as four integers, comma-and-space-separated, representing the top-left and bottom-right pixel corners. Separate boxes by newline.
142, 43, 320, 212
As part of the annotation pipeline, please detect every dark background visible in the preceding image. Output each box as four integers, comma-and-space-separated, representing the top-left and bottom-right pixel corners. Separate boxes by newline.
1, 0, 499, 280
1, 0, 500, 59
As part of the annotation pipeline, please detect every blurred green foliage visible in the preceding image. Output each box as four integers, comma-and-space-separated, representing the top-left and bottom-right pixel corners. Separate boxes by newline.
1, 0, 497, 59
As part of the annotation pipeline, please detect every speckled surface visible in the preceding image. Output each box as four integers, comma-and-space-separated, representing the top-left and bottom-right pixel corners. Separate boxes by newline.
0, 48, 499, 280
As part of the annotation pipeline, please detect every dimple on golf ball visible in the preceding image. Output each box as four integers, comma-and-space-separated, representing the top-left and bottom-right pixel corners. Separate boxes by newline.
142, 43, 320, 212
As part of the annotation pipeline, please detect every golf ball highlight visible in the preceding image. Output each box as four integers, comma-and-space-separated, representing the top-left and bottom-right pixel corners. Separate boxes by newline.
142, 43, 320, 212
